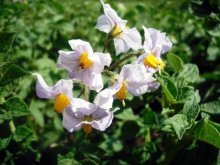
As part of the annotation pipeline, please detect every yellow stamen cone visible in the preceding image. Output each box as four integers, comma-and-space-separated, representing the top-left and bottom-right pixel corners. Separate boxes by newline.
116, 82, 127, 103
143, 53, 159, 69
54, 93, 70, 113
82, 124, 93, 134
110, 26, 122, 38
78, 52, 93, 69
143, 53, 165, 70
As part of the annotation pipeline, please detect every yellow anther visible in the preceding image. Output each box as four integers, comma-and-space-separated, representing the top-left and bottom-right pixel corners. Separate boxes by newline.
78, 52, 93, 69
116, 81, 127, 102
54, 93, 70, 113
82, 124, 93, 134
110, 25, 122, 38
82, 116, 93, 134
143, 53, 165, 69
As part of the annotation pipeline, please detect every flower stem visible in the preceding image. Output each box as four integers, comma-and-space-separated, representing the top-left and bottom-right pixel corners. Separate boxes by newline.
102, 69, 116, 76
108, 50, 144, 70
103, 36, 111, 53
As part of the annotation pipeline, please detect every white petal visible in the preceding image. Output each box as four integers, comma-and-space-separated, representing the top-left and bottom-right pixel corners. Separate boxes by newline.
94, 82, 121, 109
114, 38, 130, 55
147, 80, 160, 92
143, 27, 172, 57
100, 0, 122, 26
57, 50, 79, 73
68, 39, 93, 54
73, 98, 97, 116
136, 52, 148, 64
51, 79, 74, 98
120, 28, 142, 51
33, 73, 53, 98
62, 107, 82, 132
33, 73, 74, 101
88, 73, 104, 92
120, 64, 156, 95
92, 110, 114, 131
96, 15, 112, 33
94, 52, 112, 67
143, 26, 153, 53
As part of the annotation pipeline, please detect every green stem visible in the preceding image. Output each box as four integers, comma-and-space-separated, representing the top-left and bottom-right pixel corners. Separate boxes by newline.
83, 86, 89, 101
102, 69, 116, 76
103, 36, 111, 53
108, 50, 144, 70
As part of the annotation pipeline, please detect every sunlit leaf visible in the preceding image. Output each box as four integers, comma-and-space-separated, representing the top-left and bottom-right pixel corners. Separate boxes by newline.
163, 114, 191, 140
167, 53, 184, 72
192, 118, 220, 149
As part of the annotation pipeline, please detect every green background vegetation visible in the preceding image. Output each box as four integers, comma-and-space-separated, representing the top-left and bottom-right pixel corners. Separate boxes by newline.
0, 0, 220, 164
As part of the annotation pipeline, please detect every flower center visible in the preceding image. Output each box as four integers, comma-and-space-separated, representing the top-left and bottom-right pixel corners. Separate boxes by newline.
82, 124, 93, 134
110, 25, 122, 38
143, 53, 165, 69
54, 93, 70, 113
78, 52, 93, 69
116, 81, 127, 101
82, 115, 93, 134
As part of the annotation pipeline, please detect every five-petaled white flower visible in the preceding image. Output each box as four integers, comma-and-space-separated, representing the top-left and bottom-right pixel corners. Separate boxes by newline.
94, 63, 156, 109
62, 98, 114, 134
96, 0, 142, 55
33, 73, 75, 113
57, 39, 111, 92
137, 26, 172, 73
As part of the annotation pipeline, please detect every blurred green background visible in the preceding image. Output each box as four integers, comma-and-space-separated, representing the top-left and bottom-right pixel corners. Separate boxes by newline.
0, 0, 220, 164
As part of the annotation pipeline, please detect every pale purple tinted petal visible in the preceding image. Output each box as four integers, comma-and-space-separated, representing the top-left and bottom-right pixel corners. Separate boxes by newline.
143, 26, 153, 53
136, 53, 148, 64
68, 39, 93, 54
73, 98, 97, 116
144, 27, 172, 57
88, 73, 103, 92
51, 79, 73, 98
101, 0, 122, 26
33, 73, 53, 98
94, 82, 121, 109
96, 15, 112, 33
62, 107, 82, 132
94, 52, 112, 67
120, 64, 156, 95
120, 28, 142, 51
114, 38, 130, 55
92, 110, 114, 131
148, 80, 160, 92
57, 50, 79, 73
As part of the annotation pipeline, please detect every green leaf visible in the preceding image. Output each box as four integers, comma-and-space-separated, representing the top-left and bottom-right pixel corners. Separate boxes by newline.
208, 24, 220, 37
178, 64, 199, 83
181, 94, 200, 119
200, 100, 220, 115
177, 86, 200, 103
13, 125, 36, 142
163, 114, 190, 140
3, 97, 29, 118
0, 32, 16, 53
167, 53, 184, 72
29, 100, 45, 127
57, 152, 78, 165
157, 75, 177, 103
192, 118, 220, 149
0, 64, 29, 86
115, 108, 139, 121
0, 136, 12, 151
143, 111, 158, 125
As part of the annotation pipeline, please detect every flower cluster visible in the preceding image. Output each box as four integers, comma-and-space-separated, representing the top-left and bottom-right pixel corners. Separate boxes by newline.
33, 0, 172, 134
